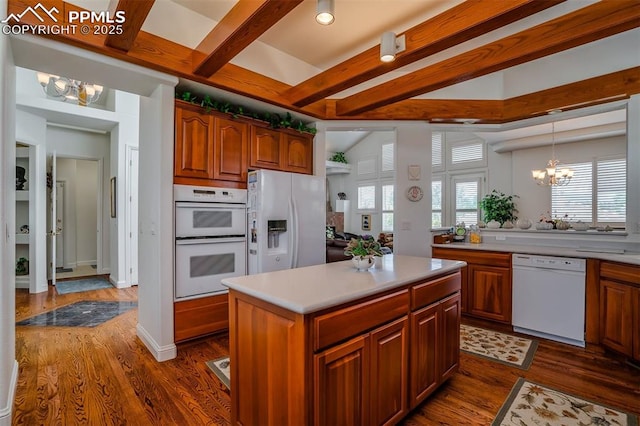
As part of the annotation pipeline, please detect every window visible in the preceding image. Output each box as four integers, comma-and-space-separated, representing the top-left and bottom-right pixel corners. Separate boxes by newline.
358, 185, 376, 210
453, 176, 481, 225
432, 179, 442, 227
448, 139, 486, 169
551, 158, 626, 226
382, 184, 394, 232
381, 143, 394, 172
432, 132, 443, 171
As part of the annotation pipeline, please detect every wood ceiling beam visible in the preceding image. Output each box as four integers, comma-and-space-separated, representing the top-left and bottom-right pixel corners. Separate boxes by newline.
285, 0, 564, 107
6, 0, 325, 118
104, 0, 155, 52
327, 68, 640, 122
192, 0, 303, 77
335, 0, 640, 116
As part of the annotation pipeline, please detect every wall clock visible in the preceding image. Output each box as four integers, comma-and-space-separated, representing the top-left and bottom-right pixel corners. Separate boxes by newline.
406, 185, 423, 202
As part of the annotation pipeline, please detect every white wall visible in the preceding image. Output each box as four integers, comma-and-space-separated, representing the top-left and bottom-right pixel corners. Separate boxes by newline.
55, 158, 98, 268
0, 1, 18, 421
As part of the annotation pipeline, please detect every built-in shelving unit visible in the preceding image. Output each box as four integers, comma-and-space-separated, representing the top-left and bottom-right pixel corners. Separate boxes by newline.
15, 146, 32, 288
325, 160, 352, 175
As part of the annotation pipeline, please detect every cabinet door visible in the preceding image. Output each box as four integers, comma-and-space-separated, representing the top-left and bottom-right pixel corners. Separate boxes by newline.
250, 126, 283, 170
369, 317, 408, 426
214, 117, 248, 183
633, 288, 640, 362
600, 279, 633, 357
409, 302, 439, 408
460, 265, 468, 314
174, 105, 215, 180
283, 132, 313, 174
315, 335, 369, 426
468, 265, 511, 323
440, 292, 460, 381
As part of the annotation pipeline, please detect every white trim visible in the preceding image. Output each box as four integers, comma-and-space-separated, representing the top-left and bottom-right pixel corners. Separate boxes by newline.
136, 324, 177, 362
109, 275, 127, 289
0, 360, 18, 425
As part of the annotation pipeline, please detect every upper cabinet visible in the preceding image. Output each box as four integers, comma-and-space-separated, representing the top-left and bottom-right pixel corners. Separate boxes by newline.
174, 100, 314, 188
174, 103, 215, 182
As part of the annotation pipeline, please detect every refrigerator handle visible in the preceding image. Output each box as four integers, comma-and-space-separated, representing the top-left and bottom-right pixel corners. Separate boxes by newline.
290, 197, 299, 268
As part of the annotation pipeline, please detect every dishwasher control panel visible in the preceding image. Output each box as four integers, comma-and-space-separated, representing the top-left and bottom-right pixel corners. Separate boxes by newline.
512, 254, 586, 272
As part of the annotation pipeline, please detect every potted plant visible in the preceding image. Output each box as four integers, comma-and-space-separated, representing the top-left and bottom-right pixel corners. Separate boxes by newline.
16, 257, 29, 275
479, 190, 519, 226
344, 237, 383, 271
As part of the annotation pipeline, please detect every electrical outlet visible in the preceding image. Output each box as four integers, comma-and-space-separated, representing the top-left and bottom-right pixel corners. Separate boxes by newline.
496, 235, 506, 241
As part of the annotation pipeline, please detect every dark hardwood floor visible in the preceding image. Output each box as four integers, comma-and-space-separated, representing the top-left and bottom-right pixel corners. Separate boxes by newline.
13, 286, 640, 425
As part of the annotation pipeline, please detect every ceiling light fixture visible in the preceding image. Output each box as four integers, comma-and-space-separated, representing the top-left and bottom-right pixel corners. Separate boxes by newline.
36, 72, 103, 106
315, 0, 334, 25
380, 32, 406, 62
531, 121, 574, 186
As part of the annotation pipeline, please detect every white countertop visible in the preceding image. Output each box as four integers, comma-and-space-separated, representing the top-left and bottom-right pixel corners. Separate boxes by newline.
432, 242, 640, 266
222, 255, 465, 314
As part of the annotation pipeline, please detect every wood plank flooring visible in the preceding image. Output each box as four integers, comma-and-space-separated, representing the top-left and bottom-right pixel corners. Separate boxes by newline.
13, 286, 640, 425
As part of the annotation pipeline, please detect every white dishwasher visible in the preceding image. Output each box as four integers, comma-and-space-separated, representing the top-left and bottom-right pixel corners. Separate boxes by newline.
512, 254, 586, 347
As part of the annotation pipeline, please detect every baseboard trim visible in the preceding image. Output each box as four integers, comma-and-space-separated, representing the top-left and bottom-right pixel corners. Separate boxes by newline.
136, 324, 176, 362
76, 260, 96, 267
0, 360, 19, 425
108, 276, 127, 289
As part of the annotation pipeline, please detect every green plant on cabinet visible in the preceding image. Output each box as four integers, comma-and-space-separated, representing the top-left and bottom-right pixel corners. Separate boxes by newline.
479, 190, 519, 225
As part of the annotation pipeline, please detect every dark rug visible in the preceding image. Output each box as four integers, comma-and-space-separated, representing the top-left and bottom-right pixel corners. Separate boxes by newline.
206, 357, 230, 389
56, 267, 73, 273
55, 277, 113, 295
16, 300, 138, 327
493, 377, 638, 425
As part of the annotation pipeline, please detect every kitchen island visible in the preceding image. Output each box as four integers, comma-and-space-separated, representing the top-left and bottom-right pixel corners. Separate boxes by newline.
222, 255, 465, 426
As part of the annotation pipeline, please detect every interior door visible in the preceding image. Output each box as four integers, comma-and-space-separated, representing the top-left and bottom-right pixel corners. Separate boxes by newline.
48, 151, 57, 286
55, 181, 64, 269
128, 148, 139, 285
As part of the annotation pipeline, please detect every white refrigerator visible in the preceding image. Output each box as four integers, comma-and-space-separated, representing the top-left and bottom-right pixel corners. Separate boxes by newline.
247, 169, 326, 274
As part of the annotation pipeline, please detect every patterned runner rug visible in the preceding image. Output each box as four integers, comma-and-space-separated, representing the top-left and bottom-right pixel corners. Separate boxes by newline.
493, 378, 638, 425
206, 357, 230, 389
461, 324, 538, 370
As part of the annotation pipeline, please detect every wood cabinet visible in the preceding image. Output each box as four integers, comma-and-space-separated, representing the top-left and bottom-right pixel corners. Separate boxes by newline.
228, 271, 461, 426
174, 103, 215, 181
213, 116, 248, 184
282, 132, 313, 174
174, 293, 229, 343
174, 100, 314, 188
599, 261, 640, 362
432, 247, 511, 323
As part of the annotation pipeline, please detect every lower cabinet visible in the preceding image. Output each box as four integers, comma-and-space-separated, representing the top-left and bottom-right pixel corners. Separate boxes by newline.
599, 261, 640, 362
315, 316, 409, 426
174, 293, 229, 343
409, 292, 460, 407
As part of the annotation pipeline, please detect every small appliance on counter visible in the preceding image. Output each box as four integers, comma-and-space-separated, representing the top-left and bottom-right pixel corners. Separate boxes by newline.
453, 223, 467, 242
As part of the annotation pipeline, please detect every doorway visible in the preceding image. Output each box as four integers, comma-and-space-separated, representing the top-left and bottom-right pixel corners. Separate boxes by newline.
49, 157, 101, 281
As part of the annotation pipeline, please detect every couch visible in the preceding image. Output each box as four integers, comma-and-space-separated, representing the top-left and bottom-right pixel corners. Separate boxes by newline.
326, 238, 351, 263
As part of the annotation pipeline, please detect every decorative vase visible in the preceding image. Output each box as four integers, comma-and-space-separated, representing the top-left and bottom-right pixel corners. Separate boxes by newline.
555, 220, 570, 230
572, 221, 589, 231
516, 218, 532, 229
535, 222, 553, 230
502, 220, 514, 229
351, 255, 374, 271
486, 220, 500, 229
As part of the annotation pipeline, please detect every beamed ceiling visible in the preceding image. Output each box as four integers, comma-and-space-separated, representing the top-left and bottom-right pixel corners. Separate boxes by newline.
5, 0, 640, 124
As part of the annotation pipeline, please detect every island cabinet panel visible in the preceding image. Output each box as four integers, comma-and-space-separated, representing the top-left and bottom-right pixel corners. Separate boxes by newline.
249, 126, 284, 170
174, 104, 215, 181
409, 292, 460, 408
432, 247, 511, 324
174, 294, 228, 343
598, 261, 640, 362
229, 294, 309, 426
213, 117, 249, 184
314, 334, 369, 426
282, 132, 313, 175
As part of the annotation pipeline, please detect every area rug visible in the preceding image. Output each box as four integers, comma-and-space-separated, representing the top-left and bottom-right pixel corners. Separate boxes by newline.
206, 357, 230, 389
16, 300, 137, 327
55, 277, 113, 295
461, 324, 538, 370
492, 377, 638, 425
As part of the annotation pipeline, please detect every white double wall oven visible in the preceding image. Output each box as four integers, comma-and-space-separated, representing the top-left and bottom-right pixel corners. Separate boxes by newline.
174, 185, 247, 300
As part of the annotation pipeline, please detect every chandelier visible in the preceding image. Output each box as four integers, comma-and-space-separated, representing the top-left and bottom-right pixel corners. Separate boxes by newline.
531, 122, 574, 186
36, 72, 103, 106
